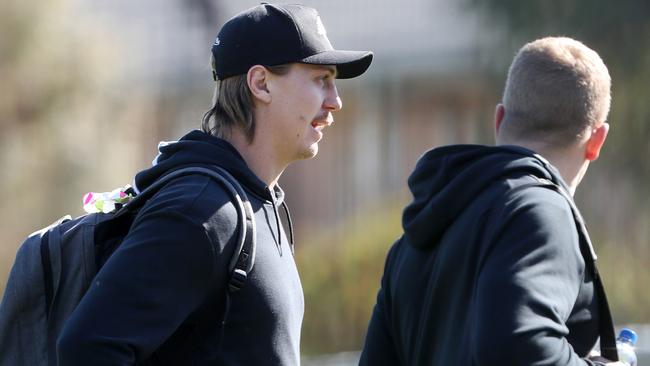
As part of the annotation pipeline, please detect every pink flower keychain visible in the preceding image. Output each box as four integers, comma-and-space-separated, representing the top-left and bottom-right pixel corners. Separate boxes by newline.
82, 186, 134, 214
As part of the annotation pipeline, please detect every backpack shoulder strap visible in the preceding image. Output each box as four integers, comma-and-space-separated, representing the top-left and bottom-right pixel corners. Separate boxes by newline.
203, 166, 256, 292
124, 166, 256, 292
519, 177, 618, 361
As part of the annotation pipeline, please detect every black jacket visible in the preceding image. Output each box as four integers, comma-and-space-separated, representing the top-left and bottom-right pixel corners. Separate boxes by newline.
360, 145, 604, 366
57, 130, 304, 365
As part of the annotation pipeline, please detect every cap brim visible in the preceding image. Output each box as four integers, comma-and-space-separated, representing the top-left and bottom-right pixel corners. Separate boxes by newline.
301, 50, 373, 79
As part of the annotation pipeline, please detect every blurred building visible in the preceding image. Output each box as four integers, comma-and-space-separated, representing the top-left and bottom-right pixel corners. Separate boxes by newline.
0, 0, 503, 269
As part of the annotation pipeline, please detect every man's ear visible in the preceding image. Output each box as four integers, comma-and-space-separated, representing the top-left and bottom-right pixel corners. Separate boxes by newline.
585, 122, 610, 161
494, 103, 505, 139
247, 65, 272, 104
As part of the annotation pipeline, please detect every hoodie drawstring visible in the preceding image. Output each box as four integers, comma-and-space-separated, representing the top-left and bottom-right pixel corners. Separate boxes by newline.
281, 201, 295, 255
271, 201, 283, 256
269, 188, 296, 257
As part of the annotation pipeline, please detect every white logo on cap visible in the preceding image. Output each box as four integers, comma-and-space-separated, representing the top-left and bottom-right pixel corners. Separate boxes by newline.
213, 37, 220, 46
315, 16, 327, 36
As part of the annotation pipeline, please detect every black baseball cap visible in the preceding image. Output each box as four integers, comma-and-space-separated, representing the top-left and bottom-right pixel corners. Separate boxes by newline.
211, 3, 373, 81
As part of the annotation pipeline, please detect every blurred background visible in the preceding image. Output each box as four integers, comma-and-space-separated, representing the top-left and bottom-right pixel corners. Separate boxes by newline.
1, 0, 648, 362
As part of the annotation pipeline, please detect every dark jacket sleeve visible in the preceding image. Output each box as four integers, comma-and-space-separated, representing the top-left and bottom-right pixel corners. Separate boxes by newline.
472, 187, 599, 366
56, 210, 222, 365
359, 244, 401, 366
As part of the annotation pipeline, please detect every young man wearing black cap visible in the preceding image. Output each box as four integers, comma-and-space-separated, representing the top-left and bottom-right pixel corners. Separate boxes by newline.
56, 4, 372, 365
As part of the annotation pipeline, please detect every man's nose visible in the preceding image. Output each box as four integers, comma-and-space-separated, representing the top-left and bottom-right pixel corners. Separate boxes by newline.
324, 84, 342, 112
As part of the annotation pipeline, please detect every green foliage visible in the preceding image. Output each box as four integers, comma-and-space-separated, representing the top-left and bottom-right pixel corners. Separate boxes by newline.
594, 226, 650, 323
297, 199, 405, 355
466, 0, 650, 48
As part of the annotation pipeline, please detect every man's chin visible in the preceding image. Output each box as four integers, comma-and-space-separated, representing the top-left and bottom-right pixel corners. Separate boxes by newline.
297, 145, 319, 160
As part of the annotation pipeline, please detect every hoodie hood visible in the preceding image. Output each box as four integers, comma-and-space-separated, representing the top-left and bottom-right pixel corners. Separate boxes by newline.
402, 144, 569, 250
133, 130, 282, 203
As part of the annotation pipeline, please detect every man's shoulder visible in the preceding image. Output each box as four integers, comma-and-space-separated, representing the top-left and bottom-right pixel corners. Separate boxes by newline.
482, 175, 574, 231
142, 173, 243, 224
508, 176, 569, 206
494, 176, 579, 240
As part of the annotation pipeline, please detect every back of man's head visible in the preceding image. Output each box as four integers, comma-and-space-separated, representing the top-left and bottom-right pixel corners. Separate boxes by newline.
500, 37, 611, 148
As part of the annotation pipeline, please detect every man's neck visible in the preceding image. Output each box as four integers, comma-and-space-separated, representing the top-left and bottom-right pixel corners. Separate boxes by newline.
539, 149, 589, 196
500, 140, 589, 196
225, 131, 286, 188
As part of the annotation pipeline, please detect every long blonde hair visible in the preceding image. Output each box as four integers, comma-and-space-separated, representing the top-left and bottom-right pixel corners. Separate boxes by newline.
202, 60, 292, 143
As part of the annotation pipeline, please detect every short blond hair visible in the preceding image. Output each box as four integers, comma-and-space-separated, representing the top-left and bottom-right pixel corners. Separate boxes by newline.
501, 37, 611, 147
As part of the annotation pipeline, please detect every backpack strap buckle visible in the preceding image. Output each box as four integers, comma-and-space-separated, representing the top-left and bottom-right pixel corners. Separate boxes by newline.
228, 269, 248, 292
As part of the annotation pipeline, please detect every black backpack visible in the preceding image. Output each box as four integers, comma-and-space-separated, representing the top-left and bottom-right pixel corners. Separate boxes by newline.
0, 166, 256, 366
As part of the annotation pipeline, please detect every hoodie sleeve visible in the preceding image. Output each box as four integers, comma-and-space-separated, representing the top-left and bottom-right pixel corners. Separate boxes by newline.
472, 187, 600, 366
56, 209, 226, 365
359, 243, 402, 366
